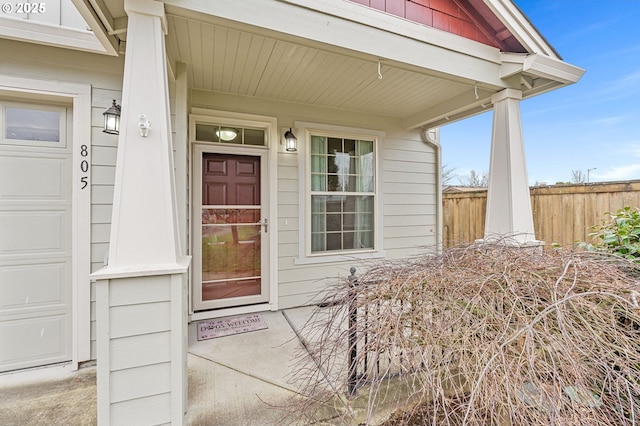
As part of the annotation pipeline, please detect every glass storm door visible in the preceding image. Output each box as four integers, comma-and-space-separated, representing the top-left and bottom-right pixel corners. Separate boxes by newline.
194, 151, 268, 311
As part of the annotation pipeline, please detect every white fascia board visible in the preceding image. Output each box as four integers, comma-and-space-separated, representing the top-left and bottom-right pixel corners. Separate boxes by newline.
279, 0, 501, 61
501, 52, 585, 85
84, 0, 115, 33
523, 54, 585, 84
0, 16, 108, 54
70, 0, 119, 55
164, 0, 507, 88
483, 0, 558, 57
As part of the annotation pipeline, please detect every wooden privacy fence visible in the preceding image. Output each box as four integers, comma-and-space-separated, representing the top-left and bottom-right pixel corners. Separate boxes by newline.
443, 180, 640, 249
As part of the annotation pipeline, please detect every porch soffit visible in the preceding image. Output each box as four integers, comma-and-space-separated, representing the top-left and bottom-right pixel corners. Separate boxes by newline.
161, 2, 512, 129
88, 0, 583, 130
165, 13, 474, 121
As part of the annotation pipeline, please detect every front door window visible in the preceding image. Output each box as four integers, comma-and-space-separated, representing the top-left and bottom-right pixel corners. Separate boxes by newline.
201, 154, 262, 301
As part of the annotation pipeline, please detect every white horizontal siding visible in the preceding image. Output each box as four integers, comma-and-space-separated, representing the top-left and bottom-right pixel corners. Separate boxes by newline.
381, 137, 438, 258
385, 214, 432, 227
91, 146, 118, 165
91, 165, 116, 185
109, 276, 172, 306
384, 193, 434, 205
90, 185, 115, 205
91, 224, 110, 243
383, 181, 436, 194
278, 191, 299, 206
91, 127, 118, 148
91, 205, 112, 224
383, 235, 433, 249
96, 272, 185, 423
384, 170, 436, 184
277, 177, 298, 192
278, 203, 298, 218
90, 88, 119, 275
278, 243, 297, 258
110, 332, 172, 371
110, 302, 172, 339
384, 203, 437, 216
110, 392, 172, 425
110, 362, 172, 403
384, 159, 433, 173
382, 147, 434, 164
278, 229, 298, 245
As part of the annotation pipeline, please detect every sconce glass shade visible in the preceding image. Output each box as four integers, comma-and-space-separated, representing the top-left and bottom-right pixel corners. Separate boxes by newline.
103, 100, 121, 135
284, 128, 297, 152
216, 128, 238, 141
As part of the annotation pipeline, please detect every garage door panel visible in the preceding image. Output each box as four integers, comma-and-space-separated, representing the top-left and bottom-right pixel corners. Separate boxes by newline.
0, 99, 72, 373
0, 314, 69, 370
0, 210, 69, 255
0, 262, 69, 311
0, 155, 69, 201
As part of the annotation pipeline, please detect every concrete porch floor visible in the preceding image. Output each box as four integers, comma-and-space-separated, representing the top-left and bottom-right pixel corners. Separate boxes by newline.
0, 306, 347, 426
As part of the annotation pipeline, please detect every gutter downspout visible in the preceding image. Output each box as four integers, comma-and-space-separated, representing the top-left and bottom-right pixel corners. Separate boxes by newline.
422, 128, 443, 253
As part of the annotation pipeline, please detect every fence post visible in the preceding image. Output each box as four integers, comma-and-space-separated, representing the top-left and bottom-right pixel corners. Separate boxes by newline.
347, 267, 358, 397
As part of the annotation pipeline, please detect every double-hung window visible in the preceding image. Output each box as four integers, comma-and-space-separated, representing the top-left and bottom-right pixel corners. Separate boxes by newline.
309, 133, 375, 254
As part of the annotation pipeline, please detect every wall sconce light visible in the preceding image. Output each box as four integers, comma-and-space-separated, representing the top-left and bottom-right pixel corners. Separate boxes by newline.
284, 128, 297, 152
216, 128, 238, 141
102, 100, 121, 135
138, 114, 151, 137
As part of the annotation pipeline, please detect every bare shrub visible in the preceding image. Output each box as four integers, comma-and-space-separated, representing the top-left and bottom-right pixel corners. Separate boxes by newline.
288, 243, 640, 425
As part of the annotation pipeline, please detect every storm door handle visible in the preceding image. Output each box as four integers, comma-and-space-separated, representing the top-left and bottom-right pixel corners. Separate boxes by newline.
256, 218, 268, 233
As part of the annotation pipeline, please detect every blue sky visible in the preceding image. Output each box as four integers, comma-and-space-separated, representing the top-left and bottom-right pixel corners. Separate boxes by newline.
440, 0, 640, 185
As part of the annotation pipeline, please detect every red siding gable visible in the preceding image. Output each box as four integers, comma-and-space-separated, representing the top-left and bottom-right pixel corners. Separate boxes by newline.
349, 0, 526, 52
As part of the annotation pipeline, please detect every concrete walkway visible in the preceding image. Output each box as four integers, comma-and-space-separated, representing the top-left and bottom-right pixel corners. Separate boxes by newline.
0, 363, 97, 426
0, 306, 346, 426
186, 306, 334, 425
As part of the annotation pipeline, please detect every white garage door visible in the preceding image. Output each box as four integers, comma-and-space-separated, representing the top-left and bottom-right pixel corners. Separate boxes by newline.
0, 100, 72, 372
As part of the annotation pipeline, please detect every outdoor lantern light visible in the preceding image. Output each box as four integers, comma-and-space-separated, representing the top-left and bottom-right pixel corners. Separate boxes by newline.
284, 128, 297, 152
216, 128, 238, 141
102, 100, 121, 135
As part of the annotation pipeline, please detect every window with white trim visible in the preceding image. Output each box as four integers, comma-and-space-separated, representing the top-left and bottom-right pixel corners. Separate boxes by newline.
309, 133, 375, 254
1, 101, 66, 147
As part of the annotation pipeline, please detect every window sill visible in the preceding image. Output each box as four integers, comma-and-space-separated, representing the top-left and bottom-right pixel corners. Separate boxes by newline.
294, 250, 387, 266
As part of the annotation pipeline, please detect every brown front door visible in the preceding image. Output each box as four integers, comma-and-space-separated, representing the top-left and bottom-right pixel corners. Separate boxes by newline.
196, 153, 267, 310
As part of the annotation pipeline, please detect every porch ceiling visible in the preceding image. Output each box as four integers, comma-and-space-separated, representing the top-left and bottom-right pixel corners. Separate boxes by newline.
80, 0, 582, 130
163, 10, 473, 126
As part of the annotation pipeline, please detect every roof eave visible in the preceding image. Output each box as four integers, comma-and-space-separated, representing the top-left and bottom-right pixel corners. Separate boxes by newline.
70, 0, 122, 56
418, 52, 585, 129
483, 0, 561, 58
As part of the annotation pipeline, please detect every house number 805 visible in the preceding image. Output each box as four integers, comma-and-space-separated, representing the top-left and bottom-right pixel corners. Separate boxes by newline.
80, 144, 89, 189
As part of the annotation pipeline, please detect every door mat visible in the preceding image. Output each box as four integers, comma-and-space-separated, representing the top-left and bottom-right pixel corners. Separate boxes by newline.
197, 313, 268, 340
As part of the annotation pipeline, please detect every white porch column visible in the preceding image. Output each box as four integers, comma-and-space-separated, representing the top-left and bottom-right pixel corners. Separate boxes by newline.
484, 88, 541, 246
91, 0, 190, 424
